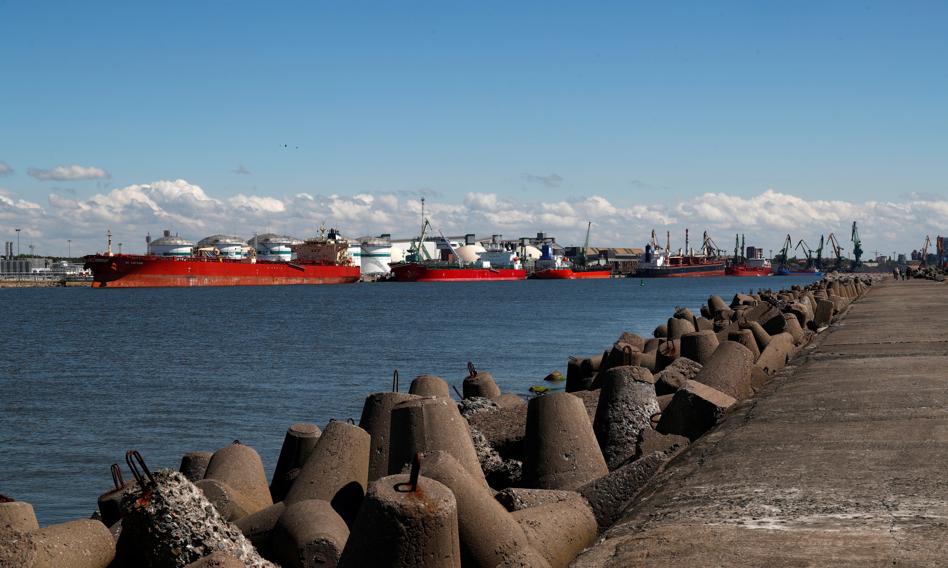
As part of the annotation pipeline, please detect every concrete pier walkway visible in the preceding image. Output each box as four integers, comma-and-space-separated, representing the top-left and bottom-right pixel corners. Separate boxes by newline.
575, 280, 948, 567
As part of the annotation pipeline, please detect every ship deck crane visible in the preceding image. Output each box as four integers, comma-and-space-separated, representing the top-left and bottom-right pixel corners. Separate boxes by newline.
702, 231, 721, 257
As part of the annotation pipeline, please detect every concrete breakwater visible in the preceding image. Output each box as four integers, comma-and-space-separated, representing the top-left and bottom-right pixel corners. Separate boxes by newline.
0, 275, 879, 567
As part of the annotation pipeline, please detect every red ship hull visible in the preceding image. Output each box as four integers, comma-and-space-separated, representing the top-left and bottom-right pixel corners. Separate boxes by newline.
634, 262, 726, 278
391, 262, 526, 282
725, 264, 773, 277
533, 268, 612, 280
84, 254, 360, 288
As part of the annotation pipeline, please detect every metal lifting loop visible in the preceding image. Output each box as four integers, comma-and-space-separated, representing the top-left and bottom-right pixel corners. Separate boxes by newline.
392, 369, 399, 393
394, 452, 423, 493
110, 463, 125, 490
125, 450, 156, 489
467, 361, 477, 378
346, 418, 356, 425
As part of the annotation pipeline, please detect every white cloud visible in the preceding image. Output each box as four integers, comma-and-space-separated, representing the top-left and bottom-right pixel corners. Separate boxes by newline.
28, 164, 111, 181
0, 162, 12, 176
0, 180, 944, 256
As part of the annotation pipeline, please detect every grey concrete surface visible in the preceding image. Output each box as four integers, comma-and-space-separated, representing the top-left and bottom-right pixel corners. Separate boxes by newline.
574, 280, 948, 567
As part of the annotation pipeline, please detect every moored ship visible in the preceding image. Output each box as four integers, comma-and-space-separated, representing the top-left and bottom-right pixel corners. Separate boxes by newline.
389, 211, 526, 282
85, 229, 360, 288
634, 229, 726, 278
725, 237, 773, 276
532, 243, 611, 279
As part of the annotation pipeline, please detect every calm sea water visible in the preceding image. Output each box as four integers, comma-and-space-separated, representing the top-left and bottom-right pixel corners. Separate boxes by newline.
0, 275, 818, 524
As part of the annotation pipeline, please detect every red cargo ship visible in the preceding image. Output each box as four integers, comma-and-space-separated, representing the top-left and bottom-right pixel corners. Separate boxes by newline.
533, 267, 612, 279
390, 262, 526, 282
85, 229, 360, 288
725, 240, 773, 276
389, 209, 527, 282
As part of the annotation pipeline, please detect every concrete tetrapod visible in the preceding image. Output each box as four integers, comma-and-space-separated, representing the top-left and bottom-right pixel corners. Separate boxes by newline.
690, 341, 756, 401
512, 500, 598, 568
781, 312, 806, 344
1, 519, 116, 568
179, 452, 213, 482
358, 392, 419, 482
284, 421, 370, 527
419, 451, 550, 568
666, 317, 696, 340
523, 392, 609, 490
578, 451, 671, 532
338, 472, 460, 568
741, 321, 772, 352
679, 330, 720, 365
270, 423, 321, 502
204, 441, 273, 516
271, 499, 349, 568
814, 298, 835, 328
0, 501, 39, 532
388, 396, 486, 487
592, 366, 661, 470
656, 380, 737, 441
755, 332, 796, 376
727, 329, 760, 361
194, 479, 257, 522
408, 374, 451, 398
463, 368, 502, 400
235, 502, 285, 560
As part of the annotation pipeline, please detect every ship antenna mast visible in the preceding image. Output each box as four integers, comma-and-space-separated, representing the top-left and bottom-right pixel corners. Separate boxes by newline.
107, 228, 113, 257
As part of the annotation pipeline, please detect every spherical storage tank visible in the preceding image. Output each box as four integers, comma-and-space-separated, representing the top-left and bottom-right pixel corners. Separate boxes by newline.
522, 245, 542, 261
360, 238, 393, 275
248, 233, 302, 261
454, 245, 481, 263
147, 230, 194, 257
198, 235, 247, 259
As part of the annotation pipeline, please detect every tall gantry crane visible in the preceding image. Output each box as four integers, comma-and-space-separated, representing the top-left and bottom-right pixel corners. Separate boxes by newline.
827, 233, 844, 270
775, 234, 793, 269
796, 239, 814, 269
920, 235, 931, 267
851, 221, 863, 269
814, 235, 825, 270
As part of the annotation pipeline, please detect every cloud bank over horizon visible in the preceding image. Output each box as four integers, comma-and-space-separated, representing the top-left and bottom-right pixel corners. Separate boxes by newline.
0, 179, 944, 257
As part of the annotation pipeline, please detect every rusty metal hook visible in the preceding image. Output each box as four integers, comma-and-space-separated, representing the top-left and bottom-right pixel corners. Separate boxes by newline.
467, 361, 477, 377
125, 450, 155, 489
392, 369, 399, 393
394, 453, 423, 493
110, 463, 125, 490
346, 417, 356, 425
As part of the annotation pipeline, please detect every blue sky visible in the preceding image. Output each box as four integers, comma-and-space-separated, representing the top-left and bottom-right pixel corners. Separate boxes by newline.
1, 1, 946, 254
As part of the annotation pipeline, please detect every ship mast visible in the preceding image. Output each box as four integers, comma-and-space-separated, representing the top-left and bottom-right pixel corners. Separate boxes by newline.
107, 229, 113, 257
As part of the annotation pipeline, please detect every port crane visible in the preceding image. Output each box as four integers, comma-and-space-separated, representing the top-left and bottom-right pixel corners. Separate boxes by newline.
851, 221, 863, 269
827, 233, 844, 270
579, 221, 593, 266
920, 235, 931, 267
937, 236, 945, 268
702, 231, 722, 257
775, 234, 793, 270
814, 235, 825, 270
795, 239, 814, 269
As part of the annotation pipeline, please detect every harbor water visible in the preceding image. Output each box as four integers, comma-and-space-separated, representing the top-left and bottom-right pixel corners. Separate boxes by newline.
0, 275, 819, 524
